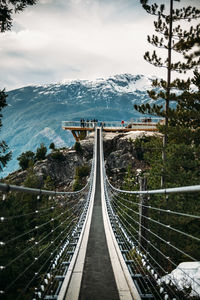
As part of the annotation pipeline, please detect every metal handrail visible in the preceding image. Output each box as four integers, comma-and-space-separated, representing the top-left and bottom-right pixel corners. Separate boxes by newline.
62, 118, 163, 128
107, 179, 200, 194
0, 180, 89, 196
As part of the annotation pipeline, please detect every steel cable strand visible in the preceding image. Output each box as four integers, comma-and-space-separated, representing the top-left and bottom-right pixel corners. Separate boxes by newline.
36, 175, 94, 298
112, 193, 200, 249
106, 176, 200, 194
2, 201, 83, 269
0, 197, 56, 242
0, 192, 85, 243
2, 214, 76, 278
109, 188, 200, 219
109, 210, 162, 300
115, 203, 200, 298
104, 195, 150, 295
109, 189, 199, 298
1, 205, 56, 221
3, 214, 78, 296
15, 216, 77, 300
109, 199, 165, 299
34, 232, 74, 299
112, 202, 182, 300
99, 137, 157, 292
102, 135, 180, 296
102, 140, 157, 295
102, 141, 174, 298
116, 214, 181, 300
117, 229, 163, 300
42, 228, 79, 298
1, 192, 81, 221
1, 195, 83, 245
32, 216, 80, 299
0, 178, 90, 196
108, 188, 179, 300
114, 199, 198, 264
110, 192, 179, 297
47, 200, 89, 281
0, 176, 90, 243
1, 136, 95, 298
103, 155, 183, 293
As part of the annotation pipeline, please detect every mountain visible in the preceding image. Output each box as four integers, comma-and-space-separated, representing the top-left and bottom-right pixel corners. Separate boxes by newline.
1, 74, 161, 177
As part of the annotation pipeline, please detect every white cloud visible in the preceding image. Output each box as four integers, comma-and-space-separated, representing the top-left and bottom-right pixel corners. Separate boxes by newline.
40, 0, 53, 3
0, 0, 198, 90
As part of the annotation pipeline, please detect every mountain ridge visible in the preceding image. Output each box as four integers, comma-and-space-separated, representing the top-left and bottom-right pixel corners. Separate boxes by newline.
2, 73, 160, 177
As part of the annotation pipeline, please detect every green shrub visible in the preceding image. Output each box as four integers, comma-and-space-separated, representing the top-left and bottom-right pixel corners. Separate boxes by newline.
76, 165, 90, 178
17, 151, 35, 170
73, 165, 90, 191
36, 143, 47, 161
49, 142, 55, 150
23, 167, 40, 188
44, 175, 55, 190
73, 178, 82, 191
51, 150, 64, 161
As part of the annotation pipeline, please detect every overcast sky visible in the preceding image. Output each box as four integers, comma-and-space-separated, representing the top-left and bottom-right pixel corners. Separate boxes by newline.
0, 0, 199, 90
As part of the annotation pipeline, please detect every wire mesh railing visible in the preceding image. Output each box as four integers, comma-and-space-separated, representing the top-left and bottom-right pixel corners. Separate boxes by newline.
100, 127, 200, 299
104, 179, 200, 299
0, 186, 91, 300
0, 139, 96, 300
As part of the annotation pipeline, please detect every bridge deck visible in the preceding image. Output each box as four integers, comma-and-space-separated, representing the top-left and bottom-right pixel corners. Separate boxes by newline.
78, 129, 120, 300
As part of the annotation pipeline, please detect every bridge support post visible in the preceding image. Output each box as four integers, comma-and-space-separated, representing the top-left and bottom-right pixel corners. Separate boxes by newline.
139, 177, 148, 252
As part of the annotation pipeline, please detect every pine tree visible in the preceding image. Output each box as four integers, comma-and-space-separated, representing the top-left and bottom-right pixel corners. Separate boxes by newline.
36, 143, 47, 161
135, 0, 200, 125
17, 150, 35, 170
0, 0, 37, 32
135, 0, 200, 186
167, 69, 200, 146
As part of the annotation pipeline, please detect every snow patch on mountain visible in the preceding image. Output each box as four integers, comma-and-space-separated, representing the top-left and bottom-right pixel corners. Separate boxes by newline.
60, 74, 153, 94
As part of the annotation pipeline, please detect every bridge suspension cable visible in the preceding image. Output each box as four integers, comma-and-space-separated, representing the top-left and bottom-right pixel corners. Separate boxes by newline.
0, 137, 96, 300
104, 165, 200, 299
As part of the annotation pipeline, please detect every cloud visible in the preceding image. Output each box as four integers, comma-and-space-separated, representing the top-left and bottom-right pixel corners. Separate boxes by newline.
0, 0, 198, 90
40, 0, 53, 3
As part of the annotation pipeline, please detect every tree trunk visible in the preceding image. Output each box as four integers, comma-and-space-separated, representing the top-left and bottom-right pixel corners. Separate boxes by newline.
161, 0, 173, 187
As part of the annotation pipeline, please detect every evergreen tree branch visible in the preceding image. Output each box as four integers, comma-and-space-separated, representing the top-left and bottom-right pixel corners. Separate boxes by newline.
0, 0, 37, 32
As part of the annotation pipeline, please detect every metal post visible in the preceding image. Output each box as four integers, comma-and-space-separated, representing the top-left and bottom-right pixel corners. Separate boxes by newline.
139, 177, 148, 251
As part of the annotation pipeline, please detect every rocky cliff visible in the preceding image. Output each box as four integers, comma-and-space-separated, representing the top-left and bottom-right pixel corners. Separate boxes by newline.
5, 131, 159, 190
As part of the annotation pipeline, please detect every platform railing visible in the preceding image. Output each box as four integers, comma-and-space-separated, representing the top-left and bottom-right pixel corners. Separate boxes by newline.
62, 118, 163, 129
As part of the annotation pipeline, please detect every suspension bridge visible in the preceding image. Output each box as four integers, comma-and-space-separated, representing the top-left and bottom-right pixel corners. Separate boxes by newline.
0, 127, 200, 300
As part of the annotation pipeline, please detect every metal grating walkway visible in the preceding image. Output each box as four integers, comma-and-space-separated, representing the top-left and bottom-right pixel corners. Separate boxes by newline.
78, 129, 120, 300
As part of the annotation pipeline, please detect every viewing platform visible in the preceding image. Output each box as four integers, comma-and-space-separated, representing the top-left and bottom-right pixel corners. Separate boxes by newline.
62, 118, 163, 141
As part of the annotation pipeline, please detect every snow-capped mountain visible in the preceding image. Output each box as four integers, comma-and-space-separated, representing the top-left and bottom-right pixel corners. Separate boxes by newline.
2, 74, 160, 177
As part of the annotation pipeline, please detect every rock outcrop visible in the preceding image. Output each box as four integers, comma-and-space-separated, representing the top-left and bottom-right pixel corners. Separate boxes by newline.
5, 131, 159, 190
